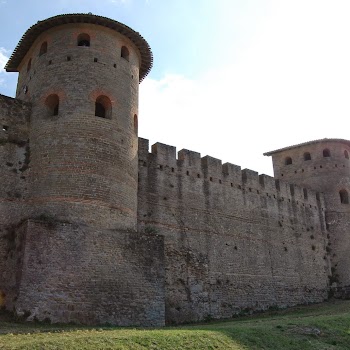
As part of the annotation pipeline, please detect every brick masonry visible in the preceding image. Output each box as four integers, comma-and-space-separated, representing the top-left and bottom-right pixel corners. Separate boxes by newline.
14, 220, 165, 326
267, 141, 350, 299
138, 140, 330, 324
0, 14, 348, 326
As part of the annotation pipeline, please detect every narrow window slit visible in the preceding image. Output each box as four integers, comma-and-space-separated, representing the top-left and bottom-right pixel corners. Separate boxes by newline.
340, 189, 349, 204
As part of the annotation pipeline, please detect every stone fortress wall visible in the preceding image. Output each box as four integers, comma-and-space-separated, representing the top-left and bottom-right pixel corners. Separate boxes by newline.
0, 94, 31, 310
137, 139, 331, 324
0, 14, 348, 326
265, 140, 350, 298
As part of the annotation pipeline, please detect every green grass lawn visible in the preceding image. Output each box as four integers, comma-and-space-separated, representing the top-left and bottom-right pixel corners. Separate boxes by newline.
1, 300, 350, 349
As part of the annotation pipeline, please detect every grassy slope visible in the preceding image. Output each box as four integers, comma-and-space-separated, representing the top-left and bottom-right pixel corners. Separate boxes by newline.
0, 300, 349, 350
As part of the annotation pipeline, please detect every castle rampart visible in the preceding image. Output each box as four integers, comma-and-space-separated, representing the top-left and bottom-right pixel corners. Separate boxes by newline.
138, 138, 330, 324
14, 220, 165, 326
0, 14, 348, 326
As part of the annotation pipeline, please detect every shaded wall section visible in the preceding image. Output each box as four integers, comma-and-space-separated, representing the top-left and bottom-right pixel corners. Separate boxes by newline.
15, 220, 165, 326
0, 94, 31, 310
138, 138, 330, 324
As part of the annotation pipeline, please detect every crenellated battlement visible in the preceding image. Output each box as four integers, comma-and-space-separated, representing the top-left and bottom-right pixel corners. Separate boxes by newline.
137, 138, 330, 323
138, 138, 326, 211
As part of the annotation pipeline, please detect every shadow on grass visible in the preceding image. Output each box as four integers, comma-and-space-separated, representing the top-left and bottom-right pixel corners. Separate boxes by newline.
0, 300, 349, 350
179, 300, 350, 350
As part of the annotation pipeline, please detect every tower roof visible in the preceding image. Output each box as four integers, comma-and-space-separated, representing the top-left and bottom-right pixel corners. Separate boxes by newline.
5, 13, 153, 82
264, 138, 350, 156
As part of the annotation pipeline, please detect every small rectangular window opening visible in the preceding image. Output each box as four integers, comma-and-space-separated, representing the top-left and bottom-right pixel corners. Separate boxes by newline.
2, 125, 8, 131
94, 58, 98, 62
290, 185, 295, 196
303, 188, 308, 200
67, 56, 71, 61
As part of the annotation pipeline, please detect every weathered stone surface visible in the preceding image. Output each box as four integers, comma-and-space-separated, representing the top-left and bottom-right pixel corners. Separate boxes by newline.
15, 220, 165, 326
266, 140, 350, 297
137, 141, 330, 324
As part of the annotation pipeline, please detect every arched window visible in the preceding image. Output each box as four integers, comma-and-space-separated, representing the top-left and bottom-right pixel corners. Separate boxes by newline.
344, 150, 349, 159
339, 189, 349, 204
285, 157, 292, 165
134, 114, 138, 133
121, 46, 129, 61
39, 42, 47, 56
77, 33, 90, 47
323, 149, 331, 157
27, 58, 32, 72
304, 152, 311, 161
95, 95, 112, 119
45, 94, 59, 116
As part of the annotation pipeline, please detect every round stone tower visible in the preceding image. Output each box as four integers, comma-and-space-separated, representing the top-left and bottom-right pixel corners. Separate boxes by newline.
264, 138, 350, 296
5, 14, 153, 230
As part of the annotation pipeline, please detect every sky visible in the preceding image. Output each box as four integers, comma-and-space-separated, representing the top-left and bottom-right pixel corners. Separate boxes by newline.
1, 0, 350, 176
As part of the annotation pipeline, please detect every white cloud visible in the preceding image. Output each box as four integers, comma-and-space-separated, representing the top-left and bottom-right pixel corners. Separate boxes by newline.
0, 47, 9, 73
0, 48, 9, 87
140, 1, 350, 176
0, 47, 9, 87
140, 71, 277, 176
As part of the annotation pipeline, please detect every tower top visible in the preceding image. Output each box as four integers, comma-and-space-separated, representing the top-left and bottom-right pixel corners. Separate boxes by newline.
5, 13, 153, 81
264, 138, 350, 156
